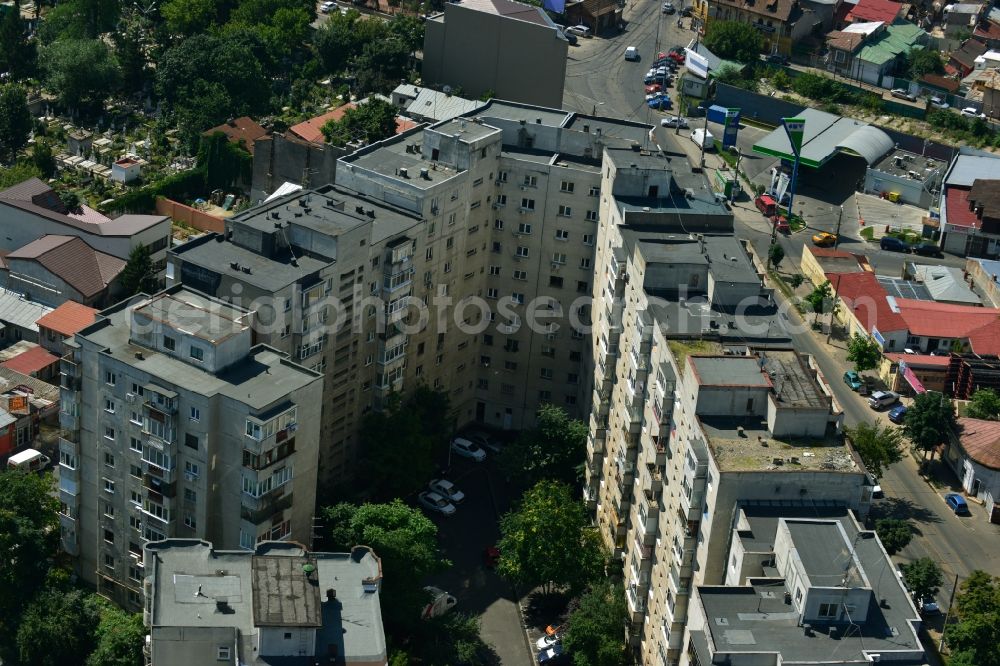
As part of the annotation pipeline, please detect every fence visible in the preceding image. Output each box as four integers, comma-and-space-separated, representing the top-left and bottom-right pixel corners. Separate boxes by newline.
155, 198, 226, 234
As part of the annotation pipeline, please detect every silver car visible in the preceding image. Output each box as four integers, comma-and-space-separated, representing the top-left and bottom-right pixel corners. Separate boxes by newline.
418, 491, 456, 516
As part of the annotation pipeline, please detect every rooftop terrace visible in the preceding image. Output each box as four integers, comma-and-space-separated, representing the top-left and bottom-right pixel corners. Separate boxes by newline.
699, 416, 856, 472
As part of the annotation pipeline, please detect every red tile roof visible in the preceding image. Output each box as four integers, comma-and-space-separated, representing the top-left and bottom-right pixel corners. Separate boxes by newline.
0, 345, 59, 376
203, 117, 268, 155
975, 19, 1000, 42
895, 298, 1000, 338
956, 417, 1000, 470
946, 187, 982, 230
811, 247, 857, 259
920, 73, 961, 93
35, 301, 98, 337
884, 352, 953, 366
828, 271, 906, 332
290, 104, 419, 145
845, 0, 904, 24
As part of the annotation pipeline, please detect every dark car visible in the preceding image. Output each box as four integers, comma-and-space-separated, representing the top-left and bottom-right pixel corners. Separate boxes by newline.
762, 53, 789, 65
888, 404, 907, 424
681, 6, 693, 15
563, 32, 578, 45
880, 236, 911, 253
911, 242, 943, 257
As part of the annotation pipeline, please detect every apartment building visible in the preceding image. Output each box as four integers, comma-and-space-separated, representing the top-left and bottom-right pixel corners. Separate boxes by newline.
143, 539, 386, 666
684, 506, 924, 665
586, 196, 875, 663
169, 99, 679, 487
58, 286, 323, 609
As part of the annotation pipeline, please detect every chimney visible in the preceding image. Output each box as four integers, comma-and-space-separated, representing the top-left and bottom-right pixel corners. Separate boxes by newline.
399, 167, 408, 179
420, 167, 430, 179
326, 588, 337, 601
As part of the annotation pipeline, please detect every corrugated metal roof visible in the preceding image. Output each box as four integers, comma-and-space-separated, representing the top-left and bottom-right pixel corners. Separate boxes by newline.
945, 154, 1000, 186
0, 289, 52, 332
914, 265, 982, 304
753, 108, 892, 167
957, 417, 1000, 470
7, 235, 126, 298
406, 88, 484, 122
836, 125, 895, 165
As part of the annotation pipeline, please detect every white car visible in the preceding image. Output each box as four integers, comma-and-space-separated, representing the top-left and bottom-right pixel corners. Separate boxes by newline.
320, 0, 335, 12
451, 437, 487, 461
417, 491, 456, 516
661, 116, 689, 128
428, 478, 465, 504
624, 46, 639, 61
536, 633, 562, 650
422, 586, 458, 619
462, 430, 501, 454
929, 96, 949, 110
961, 106, 987, 119
565, 24, 591, 37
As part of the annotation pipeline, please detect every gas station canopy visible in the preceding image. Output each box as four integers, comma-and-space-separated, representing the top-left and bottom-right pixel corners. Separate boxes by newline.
752, 108, 894, 168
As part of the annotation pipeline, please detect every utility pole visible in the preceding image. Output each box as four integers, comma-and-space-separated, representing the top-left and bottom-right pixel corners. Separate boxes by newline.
827, 270, 842, 344
699, 112, 708, 169
939, 573, 961, 653
731, 148, 742, 203
833, 205, 844, 250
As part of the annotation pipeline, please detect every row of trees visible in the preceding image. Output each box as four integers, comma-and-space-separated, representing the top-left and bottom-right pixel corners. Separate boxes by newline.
0, 469, 144, 665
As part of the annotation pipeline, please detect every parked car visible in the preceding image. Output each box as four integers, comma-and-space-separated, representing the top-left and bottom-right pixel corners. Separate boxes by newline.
660, 116, 689, 128
690, 127, 713, 149
920, 597, 941, 615
647, 94, 672, 109
888, 404, 908, 424
911, 242, 943, 257
843, 370, 863, 391
428, 478, 465, 503
879, 236, 910, 253
929, 95, 949, 109
662, 1, 676, 13
812, 232, 837, 247
624, 46, 639, 60
762, 52, 788, 65
536, 633, 562, 650
681, 6, 693, 15
7, 448, 50, 471
563, 31, 578, 45
645, 82, 664, 94
867, 390, 900, 410
565, 24, 591, 37
451, 437, 487, 461
320, 1, 336, 12
872, 484, 884, 499
417, 491, 456, 516
422, 586, 458, 619
891, 88, 916, 102
463, 429, 501, 453
945, 492, 970, 515
538, 644, 570, 664
961, 107, 986, 118
771, 215, 790, 233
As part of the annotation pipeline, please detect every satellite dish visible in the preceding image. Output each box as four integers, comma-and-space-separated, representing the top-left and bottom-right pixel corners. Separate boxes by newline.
443, 85, 452, 94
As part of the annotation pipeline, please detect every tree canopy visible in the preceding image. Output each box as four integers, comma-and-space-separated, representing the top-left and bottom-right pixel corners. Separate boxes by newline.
904, 48, 944, 79
0, 84, 31, 165
903, 391, 956, 461
805, 280, 831, 320
322, 98, 400, 147
901, 557, 943, 605
500, 404, 588, 486
39, 38, 121, 111
16, 587, 103, 666
966, 388, 1000, 421
946, 570, 1000, 666
703, 21, 763, 63
846, 421, 903, 482
847, 333, 882, 372
874, 518, 912, 555
497, 480, 605, 594
768, 243, 784, 267
119, 244, 159, 296
562, 583, 629, 666
0, 6, 35, 80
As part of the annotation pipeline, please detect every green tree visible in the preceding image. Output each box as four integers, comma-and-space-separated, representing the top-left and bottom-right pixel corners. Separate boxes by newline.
86, 604, 146, 666
58, 188, 81, 212
322, 98, 400, 147
119, 244, 159, 296
0, 5, 35, 79
874, 518, 913, 555
323, 499, 449, 633
847, 332, 882, 372
768, 242, 784, 267
713, 64, 757, 92
39, 39, 121, 111
903, 391, 956, 462
417, 613, 494, 665
32, 139, 56, 178
904, 48, 944, 79
562, 582, 629, 666
846, 421, 903, 482
770, 68, 791, 90
358, 386, 451, 499
804, 280, 831, 322
313, 10, 362, 73
354, 37, 413, 94
0, 468, 59, 646
16, 588, 101, 666
500, 404, 587, 485
703, 20, 763, 63
946, 570, 1000, 666
161, 0, 219, 35
0, 83, 31, 164
0, 160, 42, 188
497, 480, 605, 594
901, 557, 943, 605
966, 388, 1000, 420
113, 11, 150, 95
198, 131, 251, 190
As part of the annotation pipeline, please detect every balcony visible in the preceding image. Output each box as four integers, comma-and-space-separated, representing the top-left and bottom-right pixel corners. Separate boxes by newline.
383, 268, 414, 295
58, 474, 79, 497
59, 410, 78, 431
143, 472, 176, 498
626, 585, 648, 621
240, 490, 294, 524
641, 462, 663, 497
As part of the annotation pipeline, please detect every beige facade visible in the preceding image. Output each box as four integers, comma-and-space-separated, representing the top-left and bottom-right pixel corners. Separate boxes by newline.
586, 191, 871, 663
60, 286, 323, 610
422, 0, 568, 109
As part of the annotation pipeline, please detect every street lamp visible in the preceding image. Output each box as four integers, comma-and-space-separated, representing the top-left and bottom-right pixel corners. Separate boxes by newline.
592, 102, 605, 116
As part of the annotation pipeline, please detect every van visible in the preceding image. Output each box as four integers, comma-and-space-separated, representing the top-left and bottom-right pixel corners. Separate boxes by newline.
624, 46, 639, 61
690, 128, 714, 150
7, 448, 50, 471
754, 194, 777, 217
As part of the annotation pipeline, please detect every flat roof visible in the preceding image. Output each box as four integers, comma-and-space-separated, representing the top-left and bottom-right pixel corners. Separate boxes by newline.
135, 289, 250, 344
475, 99, 571, 127
786, 519, 864, 587
699, 416, 856, 472
690, 356, 769, 387
871, 149, 944, 181
945, 152, 1000, 186
252, 554, 321, 627
341, 134, 463, 190
761, 350, 829, 409
752, 108, 893, 168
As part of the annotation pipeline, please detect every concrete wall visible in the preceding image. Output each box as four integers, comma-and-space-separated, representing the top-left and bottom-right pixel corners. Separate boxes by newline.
966, 258, 1000, 307
258, 627, 317, 657
250, 133, 342, 204
864, 169, 934, 208
422, 4, 567, 108
155, 198, 226, 234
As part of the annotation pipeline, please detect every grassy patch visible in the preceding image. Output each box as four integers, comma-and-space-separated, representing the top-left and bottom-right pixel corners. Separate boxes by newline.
668, 339, 724, 374
860, 226, 875, 241
885, 229, 923, 244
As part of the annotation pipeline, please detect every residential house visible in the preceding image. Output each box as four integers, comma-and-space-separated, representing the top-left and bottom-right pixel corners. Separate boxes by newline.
36, 301, 99, 356
203, 117, 269, 156
1, 344, 60, 382
143, 539, 386, 666
973, 15, 1000, 48
1, 235, 127, 308
826, 21, 927, 85
390, 84, 484, 123
841, 0, 906, 26
708, 0, 808, 55
0, 288, 53, 345
0, 366, 60, 460
948, 36, 988, 76
799, 245, 871, 287
941, 150, 1000, 257
565, 0, 624, 34
965, 256, 1000, 307
878, 351, 952, 393
944, 417, 1000, 522
910, 264, 982, 305
945, 2, 985, 45
422, 0, 569, 107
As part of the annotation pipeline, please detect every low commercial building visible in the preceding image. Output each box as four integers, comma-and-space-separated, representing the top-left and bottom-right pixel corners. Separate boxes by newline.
422, 0, 569, 108
944, 417, 1000, 522
879, 352, 951, 393
864, 149, 945, 208
800, 246, 870, 287
910, 264, 982, 305
941, 151, 1000, 258
143, 539, 386, 666
965, 256, 1000, 306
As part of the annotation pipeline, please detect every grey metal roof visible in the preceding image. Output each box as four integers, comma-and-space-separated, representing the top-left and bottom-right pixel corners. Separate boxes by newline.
405, 87, 484, 122
944, 154, 1000, 187
752, 108, 892, 167
0, 289, 53, 332
914, 265, 982, 304
836, 125, 895, 165
690, 356, 768, 386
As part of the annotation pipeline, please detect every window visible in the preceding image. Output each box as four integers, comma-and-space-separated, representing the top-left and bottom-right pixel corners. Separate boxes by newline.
60, 450, 77, 469
105, 371, 116, 386
504, 360, 518, 371
818, 603, 838, 618
480, 355, 492, 367
550, 276, 564, 288
130, 383, 144, 397
104, 452, 115, 468
492, 241, 502, 253
501, 383, 515, 395
446, 237, 454, 249
558, 205, 572, 217
130, 437, 142, 453
129, 565, 143, 582
539, 390, 552, 401
130, 464, 142, 479
486, 288, 499, 300
185, 461, 200, 479
104, 554, 115, 569
190, 406, 200, 422
583, 234, 595, 245
552, 253, 567, 265
540, 368, 553, 379
496, 194, 507, 206
577, 280, 589, 293
560, 181, 575, 193
555, 229, 569, 241
130, 410, 142, 425
130, 490, 142, 506
520, 198, 535, 211
425, 247, 433, 260
542, 345, 555, 357
448, 212, 456, 226
517, 222, 532, 235
217, 646, 231, 661
516, 246, 529, 258
586, 210, 598, 222
512, 292, 524, 304
565, 395, 578, 406
185, 514, 197, 529
103, 502, 114, 518
184, 488, 197, 502
589, 186, 600, 196
189, 345, 204, 362
513, 270, 527, 280
505, 340, 520, 352
523, 174, 537, 187
444, 261, 452, 273
104, 398, 115, 414
104, 529, 115, 544
104, 427, 115, 441
482, 334, 493, 346
489, 265, 501, 276
580, 258, 592, 269
498, 170, 508, 182
185, 433, 199, 450
568, 373, 579, 384
163, 335, 175, 351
